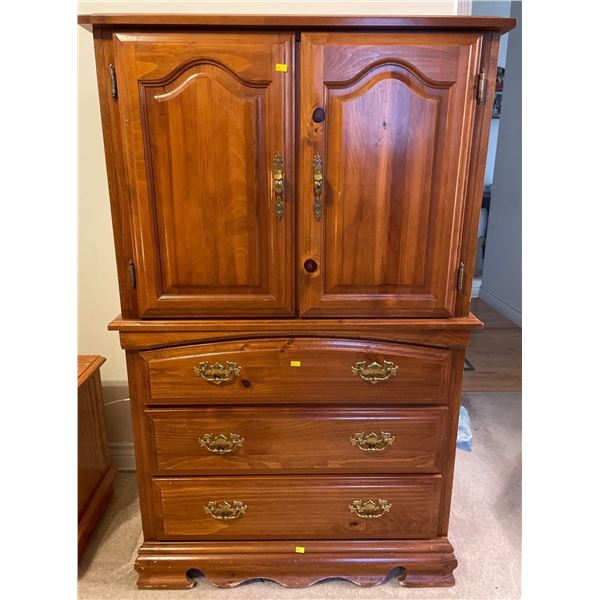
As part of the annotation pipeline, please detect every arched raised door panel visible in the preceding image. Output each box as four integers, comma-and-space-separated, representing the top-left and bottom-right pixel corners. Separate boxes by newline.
113, 33, 295, 317
140, 63, 268, 295
300, 32, 483, 317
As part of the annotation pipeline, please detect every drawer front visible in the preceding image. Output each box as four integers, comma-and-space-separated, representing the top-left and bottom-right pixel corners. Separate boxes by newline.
147, 407, 447, 474
142, 338, 452, 404
154, 476, 441, 540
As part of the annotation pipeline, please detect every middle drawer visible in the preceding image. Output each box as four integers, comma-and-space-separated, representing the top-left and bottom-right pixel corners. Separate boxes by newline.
146, 406, 448, 475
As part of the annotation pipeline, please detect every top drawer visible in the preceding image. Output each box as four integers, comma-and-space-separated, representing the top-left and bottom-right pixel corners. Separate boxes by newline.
142, 338, 452, 404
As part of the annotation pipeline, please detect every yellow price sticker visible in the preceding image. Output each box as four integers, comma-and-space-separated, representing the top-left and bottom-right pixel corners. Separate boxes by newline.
295, 546, 305, 554
276, 63, 288, 72
290, 360, 301, 367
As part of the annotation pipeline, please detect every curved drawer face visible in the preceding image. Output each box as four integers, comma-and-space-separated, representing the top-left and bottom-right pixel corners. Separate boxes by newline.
141, 338, 452, 404
147, 407, 447, 474
153, 476, 441, 540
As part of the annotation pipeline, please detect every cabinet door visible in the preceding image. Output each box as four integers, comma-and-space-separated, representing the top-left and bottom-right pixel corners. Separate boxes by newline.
299, 33, 482, 317
113, 33, 294, 317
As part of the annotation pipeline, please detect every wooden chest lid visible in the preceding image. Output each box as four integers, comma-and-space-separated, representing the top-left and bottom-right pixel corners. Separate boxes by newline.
78, 355, 106, 388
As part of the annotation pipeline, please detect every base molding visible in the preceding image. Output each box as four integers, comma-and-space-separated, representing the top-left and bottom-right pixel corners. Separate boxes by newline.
135, 538, 457, 590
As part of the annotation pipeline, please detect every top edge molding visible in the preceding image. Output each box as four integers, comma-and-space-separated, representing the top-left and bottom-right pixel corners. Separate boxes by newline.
77, 14, 516, 34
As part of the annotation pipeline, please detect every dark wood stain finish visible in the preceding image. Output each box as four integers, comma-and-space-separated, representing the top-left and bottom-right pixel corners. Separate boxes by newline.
142, 337, 451, 404
154, 475, 442, 540
299, 32, 481, 317
81, 13, 514, 590
113, 33, 295, 317
78, 356, 116, 560
147, 406, 447, 474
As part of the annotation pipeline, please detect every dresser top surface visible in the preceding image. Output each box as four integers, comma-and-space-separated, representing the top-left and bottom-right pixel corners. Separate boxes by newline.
77, 14, 515, 34
78, 355, 106, 388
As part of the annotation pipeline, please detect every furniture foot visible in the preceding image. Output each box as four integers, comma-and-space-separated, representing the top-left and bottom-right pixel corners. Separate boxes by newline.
400, 571, 456, 587
136, 564, 195, 590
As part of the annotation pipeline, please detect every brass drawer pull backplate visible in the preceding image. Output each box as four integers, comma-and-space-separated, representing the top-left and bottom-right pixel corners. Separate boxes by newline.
313, 152, 323, 220
193, 361, 241, 385
199, 433, 245, 454
351, 360, 398, 384
351, 431, 395, 452
204, 500, 247, 520
349, 499, 392, 519
273, 151, 285, 220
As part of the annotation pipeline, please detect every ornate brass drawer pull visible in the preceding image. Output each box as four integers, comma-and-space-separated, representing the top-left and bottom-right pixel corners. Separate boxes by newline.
193, 361, 241, 385
199, 433, 244, 454
273, 151, 285, 220
351, 431, 395, 452
351, 360, 398, 384
313, 152, 323, 221
204, 500, 247, 520
349, 499, 392, 519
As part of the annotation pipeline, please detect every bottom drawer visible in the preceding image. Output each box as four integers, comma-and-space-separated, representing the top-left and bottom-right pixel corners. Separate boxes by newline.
154, 476, 442, 540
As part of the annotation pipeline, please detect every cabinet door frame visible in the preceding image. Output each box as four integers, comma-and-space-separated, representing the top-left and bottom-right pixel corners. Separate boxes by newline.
298, 32, 483, 318
113, 32, 295, 318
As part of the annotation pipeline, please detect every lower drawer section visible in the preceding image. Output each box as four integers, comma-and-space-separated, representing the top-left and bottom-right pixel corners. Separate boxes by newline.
153, 476, 442, 540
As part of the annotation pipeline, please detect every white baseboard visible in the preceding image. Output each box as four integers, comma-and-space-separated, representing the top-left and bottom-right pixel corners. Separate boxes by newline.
479, 288, 522, 326
109, 442, 136, 471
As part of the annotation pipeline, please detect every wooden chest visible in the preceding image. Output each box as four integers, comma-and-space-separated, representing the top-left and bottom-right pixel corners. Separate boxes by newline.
80, 13, 515, 589
78, 355, 115, 560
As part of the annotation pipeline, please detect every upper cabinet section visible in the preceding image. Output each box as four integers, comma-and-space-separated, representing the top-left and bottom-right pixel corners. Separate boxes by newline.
86, 18, 513, 320
113, 33, 295, 318
299, 32, 482, 317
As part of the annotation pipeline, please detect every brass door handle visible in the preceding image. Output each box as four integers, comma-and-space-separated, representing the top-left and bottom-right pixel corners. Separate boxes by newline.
204, 500, 247, 520
313, 152, 323, 221
351, 360, 398, 384
349, 499, 392, 519
351, 431, 395, 453
199, 433, 244, 454
193, 361, 241, 385
273, 151, 284, 220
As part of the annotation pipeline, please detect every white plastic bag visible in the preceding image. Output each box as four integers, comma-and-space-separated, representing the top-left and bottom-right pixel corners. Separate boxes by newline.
457, 405, 472, 451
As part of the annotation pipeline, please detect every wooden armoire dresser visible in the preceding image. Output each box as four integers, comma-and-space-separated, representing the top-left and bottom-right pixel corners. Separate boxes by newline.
79, 14, 515, 589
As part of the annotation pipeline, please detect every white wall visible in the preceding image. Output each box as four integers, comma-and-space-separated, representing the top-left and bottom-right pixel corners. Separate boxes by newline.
479, 1, 522, 325
78, 1, 462, 467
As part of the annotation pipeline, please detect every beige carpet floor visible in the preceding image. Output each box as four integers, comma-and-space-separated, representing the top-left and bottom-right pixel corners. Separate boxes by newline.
78, 392, 521, 600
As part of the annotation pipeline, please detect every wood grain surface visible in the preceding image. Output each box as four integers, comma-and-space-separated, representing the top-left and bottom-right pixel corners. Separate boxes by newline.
142, 337, 452, 404
299, 32, 482, 317
135, 538, 458, 589
78, 356, 115, 559
78, 14, 515, 34
113, 32, 295, 317
153, 475, 442, 540
147, 406, 447, 474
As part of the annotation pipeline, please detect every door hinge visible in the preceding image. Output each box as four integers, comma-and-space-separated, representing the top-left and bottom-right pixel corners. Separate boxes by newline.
127, 259, 136, 288
109, 64, 118, 100
476, 68, 486, 104
457, 261, 465, 292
